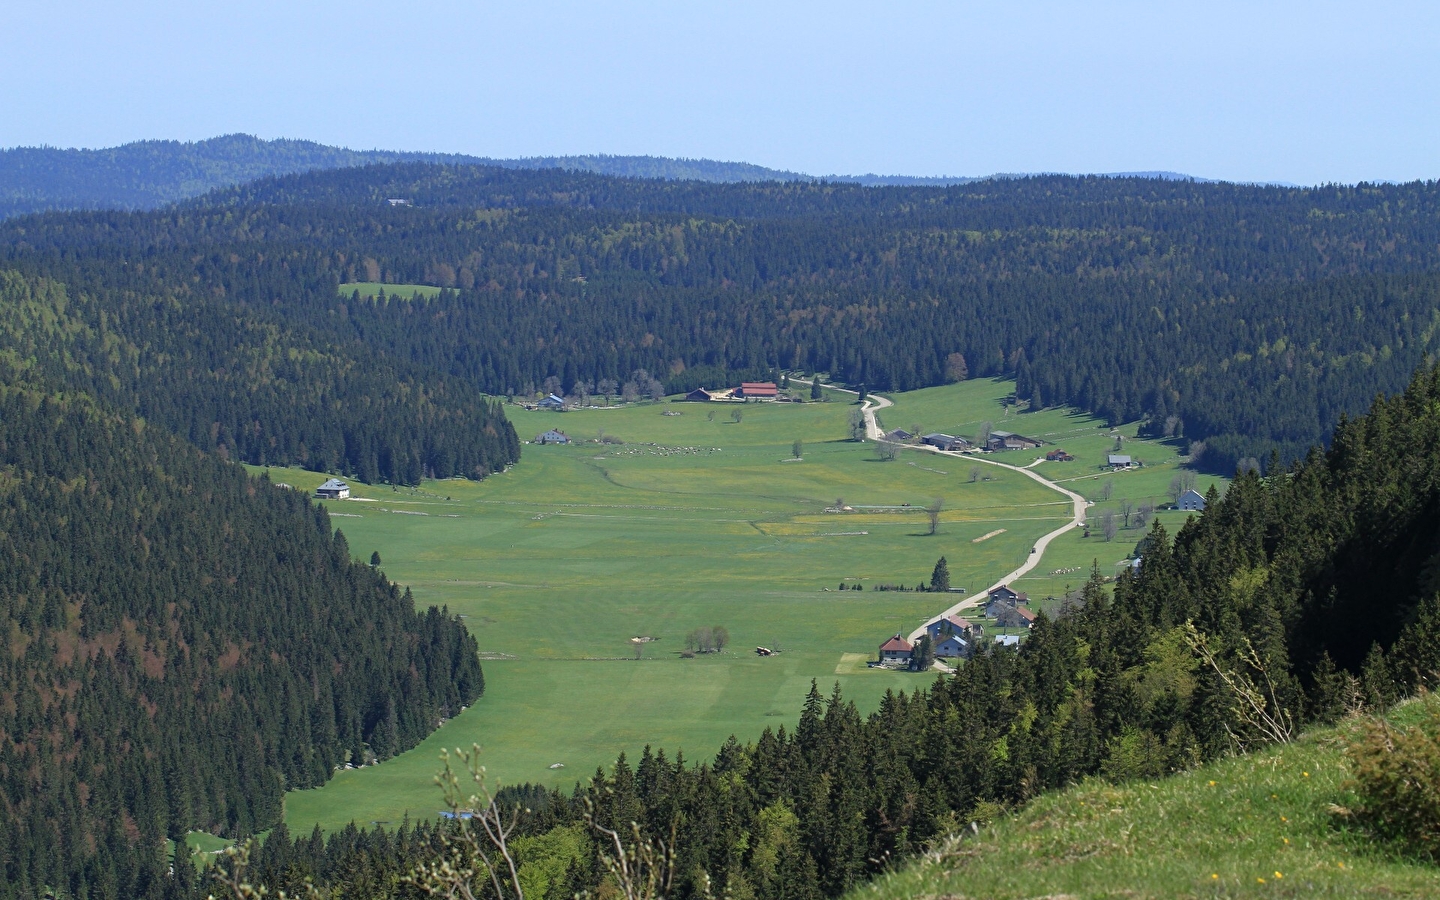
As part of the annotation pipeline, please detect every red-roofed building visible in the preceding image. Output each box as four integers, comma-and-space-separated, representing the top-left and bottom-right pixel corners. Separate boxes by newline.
878, 634, 913, 664
736, 382, 778, 399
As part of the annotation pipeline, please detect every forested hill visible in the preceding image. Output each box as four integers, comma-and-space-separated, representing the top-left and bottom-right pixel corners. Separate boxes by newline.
6, 165, 1440, 471
216, 366, 1440, 900
0, 388, 485, 899
0, 133, 991, 219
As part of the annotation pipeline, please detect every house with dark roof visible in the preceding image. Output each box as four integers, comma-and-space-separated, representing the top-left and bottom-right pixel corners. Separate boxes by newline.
878, 634, 913, 664
684, 388, 715, 402
925, 614, 974, 641
535, 429, 570, 445
934, 633, 971, 659
1178, 488, 1206, 511
736, 382, 778, 399
986, 430, 1042, 451
1045, 448, 1075, 462
995, 605, 1038, 629
538, 393, 566, 410
316, 478, 350, 500
1107, 454, 1134, 469
987, 584, 1027, 605
883, 428, 915, 443
922, 433, 969, 451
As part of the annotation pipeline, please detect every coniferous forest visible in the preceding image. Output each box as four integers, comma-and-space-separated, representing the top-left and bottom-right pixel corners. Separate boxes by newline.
0, 389, 484, 898
5, 166, 1440, 472
2, 160, 1440, 898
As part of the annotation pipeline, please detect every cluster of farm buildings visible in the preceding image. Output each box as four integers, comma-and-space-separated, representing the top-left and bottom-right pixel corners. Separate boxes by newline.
874, 585, 1038, 670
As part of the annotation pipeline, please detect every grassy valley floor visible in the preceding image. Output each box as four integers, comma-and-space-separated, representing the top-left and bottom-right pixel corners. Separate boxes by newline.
263, 379, 1219, 833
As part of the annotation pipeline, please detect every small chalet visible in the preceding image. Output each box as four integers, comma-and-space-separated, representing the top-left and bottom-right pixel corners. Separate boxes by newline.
316, 478, 350, 500
995, 605, 1038, 630
1045, 448, 1075, 462
922, 433, 968, 451
736, 382, 779, 399
925, 614, 974, 641
878, 634, 913, 664
535, 429, 570, 445
1107, 454, 1134, 469
986, 431, 1042, 451
538, 393, 566, 410
684, 388, 715, 402
883, 428, 915, 443
1178, 488, 1206, 511
934, 633, 971, 659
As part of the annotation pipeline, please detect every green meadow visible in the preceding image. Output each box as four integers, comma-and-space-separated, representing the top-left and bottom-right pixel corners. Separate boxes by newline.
267, 379, 1220, 833
338, 281, 444, 300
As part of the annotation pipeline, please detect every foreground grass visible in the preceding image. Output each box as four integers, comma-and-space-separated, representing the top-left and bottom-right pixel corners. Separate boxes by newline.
264, 379, 1213, 833
855, 699, 1440, 900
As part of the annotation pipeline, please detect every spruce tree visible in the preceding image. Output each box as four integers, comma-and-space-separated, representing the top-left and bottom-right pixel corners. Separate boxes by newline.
929, 557, 950, 592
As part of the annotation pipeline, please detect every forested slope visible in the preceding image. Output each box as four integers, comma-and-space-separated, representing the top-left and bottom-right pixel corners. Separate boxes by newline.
0, 268, 519, 484
0, 388, 484, 899
7, 166, 1440, 471
212, 366, 1440, 900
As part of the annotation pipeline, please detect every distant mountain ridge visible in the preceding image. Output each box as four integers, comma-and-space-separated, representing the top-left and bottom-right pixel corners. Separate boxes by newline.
0, 133, 1253, 218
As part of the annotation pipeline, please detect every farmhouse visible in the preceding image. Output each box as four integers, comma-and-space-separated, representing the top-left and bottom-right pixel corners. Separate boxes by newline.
986, 430, 1042, 451
538, 393, 566, 410
1178, 488, 1206, 511
994, 605, 1038, 629
535, 429, 570, 445
883, 428, 915, 442
735, 382, 779, 399
684, 388, 715, 402
987, 584, 1027, 605
316, 478, 350, 500
933, 633, 971, 659
1107, 454, 1135, 469
1045, 448, 1075, 462
878, 634, 913, 664
922, 433, 968, 451
925, 614, 974, 641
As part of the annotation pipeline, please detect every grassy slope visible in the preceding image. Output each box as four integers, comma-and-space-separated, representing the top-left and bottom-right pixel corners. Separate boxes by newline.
855, 697, 1440, 900
264, 380, 1211, 832
337, 281, 444, 299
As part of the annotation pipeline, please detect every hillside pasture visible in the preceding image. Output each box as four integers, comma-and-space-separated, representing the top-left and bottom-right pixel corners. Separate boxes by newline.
338, 281, 443, 300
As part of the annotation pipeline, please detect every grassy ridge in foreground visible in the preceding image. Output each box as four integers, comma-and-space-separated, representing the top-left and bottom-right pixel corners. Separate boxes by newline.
855, 698, 1440, 900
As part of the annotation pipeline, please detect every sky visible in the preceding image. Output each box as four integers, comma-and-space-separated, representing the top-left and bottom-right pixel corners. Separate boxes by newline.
3, 1, 1437, 185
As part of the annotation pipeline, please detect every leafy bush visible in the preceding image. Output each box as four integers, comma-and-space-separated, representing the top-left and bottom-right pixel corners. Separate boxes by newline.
1346, 701, 1440, 860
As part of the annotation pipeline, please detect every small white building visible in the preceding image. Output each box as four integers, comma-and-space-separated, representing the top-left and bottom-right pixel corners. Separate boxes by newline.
316, 478, 350, 500
1178, 488, 1206, 511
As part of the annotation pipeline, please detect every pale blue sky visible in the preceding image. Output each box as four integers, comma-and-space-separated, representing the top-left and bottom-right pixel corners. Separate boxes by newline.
3, 1, 1436, 184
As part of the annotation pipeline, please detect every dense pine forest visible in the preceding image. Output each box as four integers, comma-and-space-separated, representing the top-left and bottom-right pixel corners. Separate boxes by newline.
5, 165, 1440, 472
197, 365, 1440, 900
0, 388, 485, 899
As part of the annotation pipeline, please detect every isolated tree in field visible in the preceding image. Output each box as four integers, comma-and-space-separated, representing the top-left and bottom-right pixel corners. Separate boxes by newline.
598, 378, 618, 406
1119, 498, 1134, 528
969, 466, 981, 483
706, 409, 716, 422
1113, 434, 1125, 452
1101, 480, 1115, 501
876, 442, 900, 461
731, 408, 744, 424
792, 438, 803, 459
1167, 471, 1197, 503
930, 556, 951, 592
848, 409, 866, 441
370, 551, 382, 566
1101, 509, 1119, 542
810, 379, 823, 400
857, 384, 868, 402
622, 380, 640, 402
926, 497, 944, 535
712, 626, 730, 652
945, 352, 969, 382
1136, 502, 1155, 529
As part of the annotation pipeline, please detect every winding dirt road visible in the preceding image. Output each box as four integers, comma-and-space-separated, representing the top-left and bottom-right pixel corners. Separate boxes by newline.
789, 378, 1089, 648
